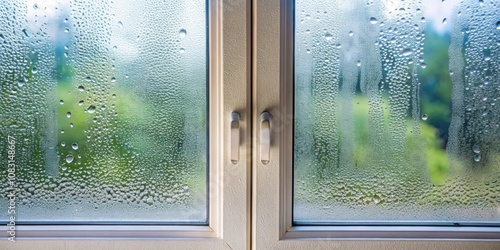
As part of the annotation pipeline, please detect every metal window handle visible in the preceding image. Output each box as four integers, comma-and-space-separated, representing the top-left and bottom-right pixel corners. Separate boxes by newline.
261, 112, 270, 165
230, 112, 240, 164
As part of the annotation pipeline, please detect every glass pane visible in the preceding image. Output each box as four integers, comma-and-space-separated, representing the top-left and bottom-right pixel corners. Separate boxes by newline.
294, 0, 500, 224
0, 0, 207, 223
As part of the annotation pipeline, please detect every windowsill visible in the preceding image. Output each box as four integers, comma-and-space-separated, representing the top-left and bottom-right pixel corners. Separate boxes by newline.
283, 226, 500, 240
0, 225, 217, 240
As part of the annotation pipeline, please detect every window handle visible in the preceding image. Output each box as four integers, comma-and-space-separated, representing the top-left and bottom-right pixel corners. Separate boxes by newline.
230, 112, 240, 164
261, 112, 271, 165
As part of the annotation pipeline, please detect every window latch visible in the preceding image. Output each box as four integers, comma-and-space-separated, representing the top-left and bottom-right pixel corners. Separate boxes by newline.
261, 112, 271, 165
230, 112, 240, 164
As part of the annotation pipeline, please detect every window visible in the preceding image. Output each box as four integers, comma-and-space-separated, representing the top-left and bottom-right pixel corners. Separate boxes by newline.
1, 0, 207, 225
1, 0, 251, 248
1, 0, 499, 249
293, 0, 500, 225
253, 0, 500, 248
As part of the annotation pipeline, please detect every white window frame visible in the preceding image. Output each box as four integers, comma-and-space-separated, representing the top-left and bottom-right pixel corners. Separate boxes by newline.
252, 0, 500, 248
0, 0, 252, 249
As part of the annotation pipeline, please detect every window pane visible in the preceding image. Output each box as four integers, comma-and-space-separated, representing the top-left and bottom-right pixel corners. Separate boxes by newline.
294, 0, 500, 224
0, 0, 207, 223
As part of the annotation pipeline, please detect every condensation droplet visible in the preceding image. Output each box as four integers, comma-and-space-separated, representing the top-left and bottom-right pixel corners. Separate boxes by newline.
66, 112, 71, 118
421, 114, 428, 120
179, 48, 185, 54
370, 17, 378, 24
474, 154, 481, 162
72, 143, 79, 150
22, 29, 30, 37
324, 33, 333, 40
87, 105, 96, 114
179, 29, 187, 38
402, 48, 413, 56
472, 145, 480, 154
65, 154, 74, 163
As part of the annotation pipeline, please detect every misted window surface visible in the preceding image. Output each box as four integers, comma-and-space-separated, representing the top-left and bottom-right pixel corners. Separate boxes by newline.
0, 0, 207, 223
294, 0, 499, 224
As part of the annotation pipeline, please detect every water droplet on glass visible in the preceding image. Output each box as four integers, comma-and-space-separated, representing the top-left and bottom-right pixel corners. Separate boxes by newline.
66, 112, 71, 118
179, 48, 185, 54
118, 21, 123, 28
60, 100, 64, 105
474, 154, 481, 162
421, 114, 428, 120
496, 21, 500, 30
421, 63, 427, 69
179, 29, 187, 38
72, 143, 79, 150
87, 105, 96, 114
348, 31, 354, 36
335, 43, 342, 48
64, 28, 69, 33
18, 80, 25, 87
61, 142, 66, 147
22, 29, 30, 37
111, 77, 116, 82
370, 17, 378, 24
33, 3, 39, 9
85, 76, 91, 82
66, 154, 74, 163
31, 67, 38, 74
472, 145, 480, 154
78, 86, 85, 92
324, 33, 333, 40
79, 100, 84, 106
442, 18, 447, 24
402, 48, 413, 56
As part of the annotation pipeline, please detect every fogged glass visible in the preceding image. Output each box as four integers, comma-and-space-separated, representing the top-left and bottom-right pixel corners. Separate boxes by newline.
294, 0, 500, 224
0, 0, 207, 223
